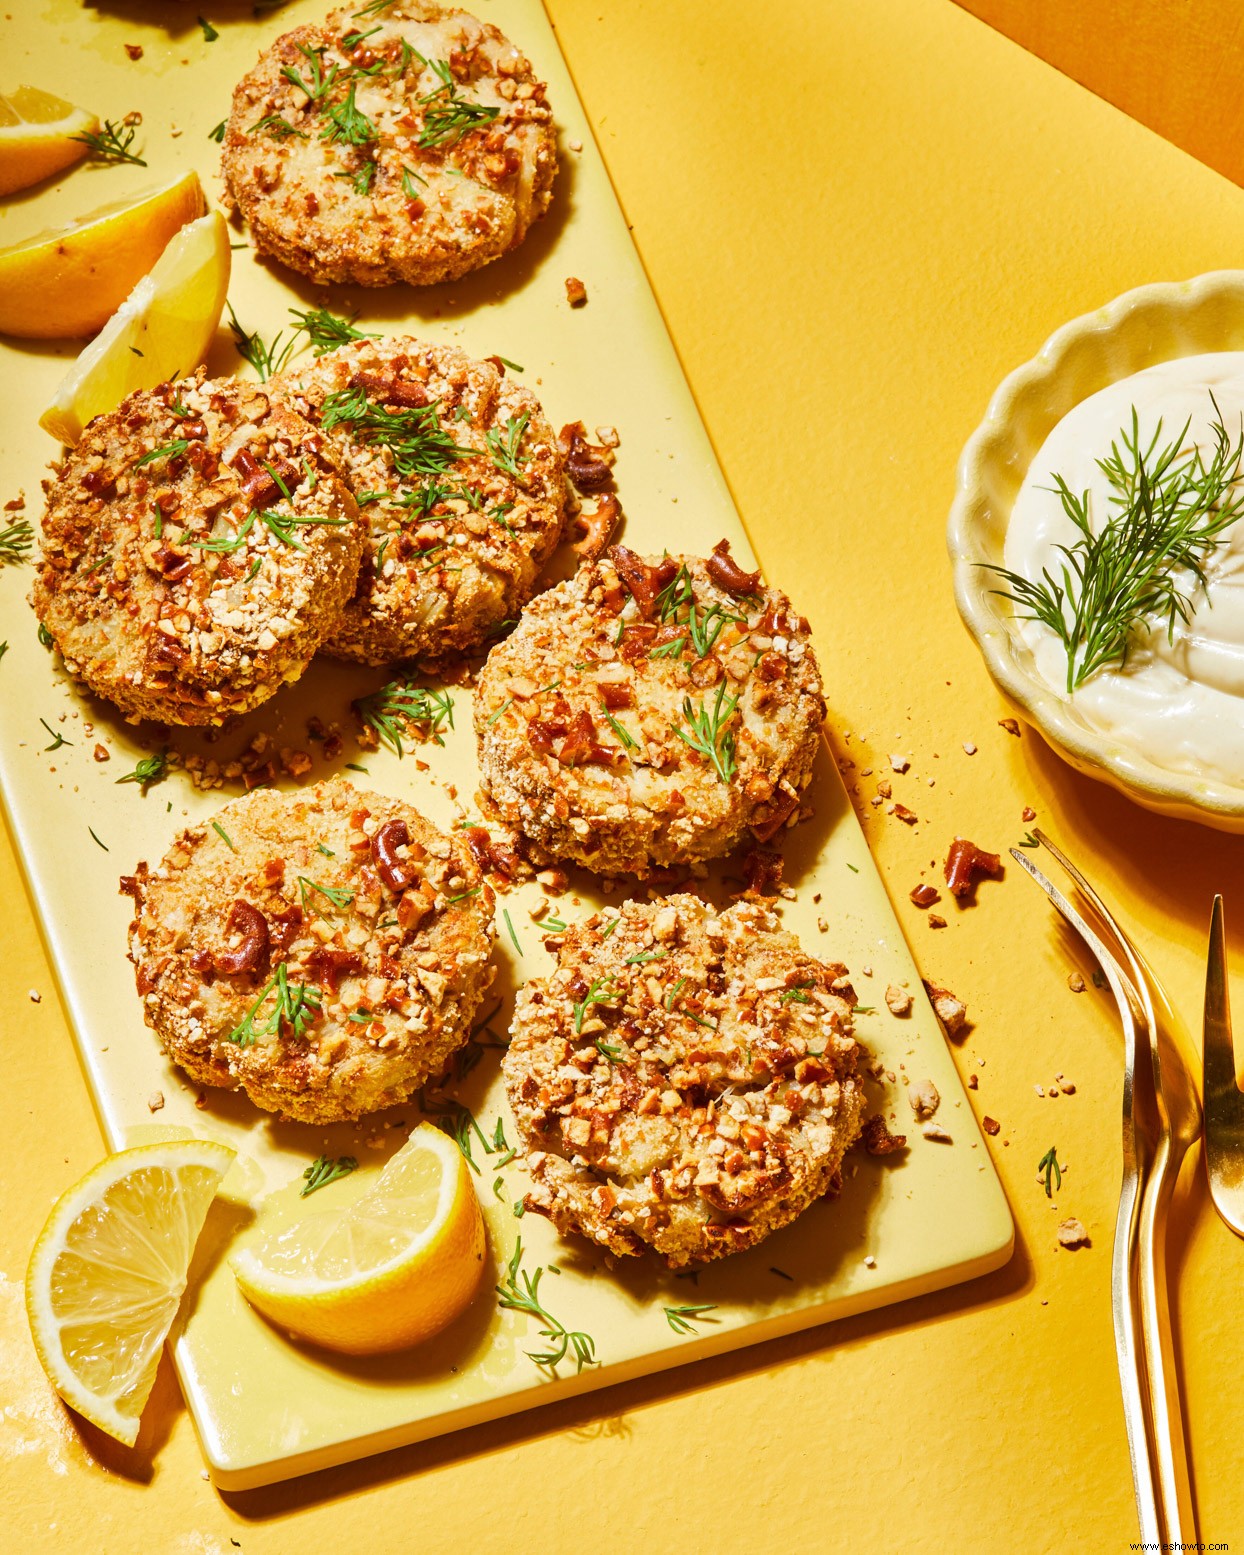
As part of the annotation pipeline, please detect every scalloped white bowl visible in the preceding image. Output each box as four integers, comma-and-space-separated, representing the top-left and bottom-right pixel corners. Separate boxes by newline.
949, 270, 1244, 832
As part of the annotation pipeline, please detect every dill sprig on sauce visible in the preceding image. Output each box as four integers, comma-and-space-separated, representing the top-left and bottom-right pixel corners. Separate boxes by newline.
0, 517, 33, 565
72, 118, 146, 166
989, 400, 1244, 692
115, 751, 169, 792
300, 1154, 358, 1197
664, 1302, 718, 1335
495, 1237, 596, 1374
287, 305, 378, 356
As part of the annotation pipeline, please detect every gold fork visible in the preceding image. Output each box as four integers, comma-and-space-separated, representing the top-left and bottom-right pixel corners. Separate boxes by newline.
1011, 832, 1200, 1545
1203, 896, 1244, 1239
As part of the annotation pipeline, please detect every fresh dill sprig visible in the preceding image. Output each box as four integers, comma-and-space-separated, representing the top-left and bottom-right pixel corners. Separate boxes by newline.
134, 439, 190, 468
115, 751, 169, 792
416, 54, 501, 147
353, 680, 455, 754
320, 82, 376, 146
258, 508, 350, 550
248, 113, 308, 140
88, 826, 108, 851
37, 622, 53, 649
208, 119, 226, 142
1018, 830, 1040, 848
502, 908, 523, 957
594, 1036, 623, 1062
573, 976, 619, 1034
670, 682, 739, 784
664, 1303, 718, 1335
39, 717, 71, 752
988, 400, 1244, 692
1038, 1145, 1062, 1198
321, 387, 472, 480
654, 562, 745, 658
228, 963, 322, 1047
352, 0, 398, 16
334, 162, 376, 195
300, 1154, 358, 1197
600, 703, 638, 751
282, 42, 340, 102
485, 410, 530, 482
199, 16, 219, 42
73, 118, 146, 166
227, 303, 299, 380
0, 517, 32, 565
288, 305, 378, 356
211, 820, 237, 852
495, 1237, 596, 1374
297, 875, 355, 918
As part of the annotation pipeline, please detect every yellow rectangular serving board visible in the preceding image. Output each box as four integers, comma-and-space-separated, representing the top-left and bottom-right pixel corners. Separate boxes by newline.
0, 0, 1013, 1490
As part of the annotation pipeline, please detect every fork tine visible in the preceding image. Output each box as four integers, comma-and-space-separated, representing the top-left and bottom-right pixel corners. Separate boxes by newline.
1203, 896, 1244, 1121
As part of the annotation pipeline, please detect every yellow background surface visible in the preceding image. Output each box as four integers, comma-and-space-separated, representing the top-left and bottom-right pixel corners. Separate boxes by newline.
4, 0, 1244, 1548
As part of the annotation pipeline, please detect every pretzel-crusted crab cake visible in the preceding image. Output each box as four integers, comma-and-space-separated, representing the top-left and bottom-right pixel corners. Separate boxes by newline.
121, 780, 495, 1124
31, 374, 363, 727
474, 543, 826, 873
221, 1, 557, 287
275, 336, 566, 662
504, 895, 865, 1268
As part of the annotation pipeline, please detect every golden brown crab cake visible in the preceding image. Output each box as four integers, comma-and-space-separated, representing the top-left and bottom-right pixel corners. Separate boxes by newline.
121, 780, 496, 1125
503, 895, 865, 1268
31, 374, 363, 727
274, 336, 566, 663
221, 1, 557, 287
474, 543, 827, 874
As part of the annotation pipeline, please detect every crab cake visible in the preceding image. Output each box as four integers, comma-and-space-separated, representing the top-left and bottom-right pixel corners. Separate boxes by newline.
275, 336, 566, 663
221, 2, 557, 287
121, 780, 495, 1124
504, 895, 865, 1268
32, 375, 362, 727
474, 543, 827, 874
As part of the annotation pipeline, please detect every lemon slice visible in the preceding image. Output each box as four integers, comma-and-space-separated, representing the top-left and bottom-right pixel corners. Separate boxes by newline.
0, 86, 98, 196
26, 1138, 235, 1446
0, 168, 206, 340
39, 210, 232, 445
231, 1123, 486, 1355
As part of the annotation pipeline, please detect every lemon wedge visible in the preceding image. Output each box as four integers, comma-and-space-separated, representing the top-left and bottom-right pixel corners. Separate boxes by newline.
39, 210, 232, 445
0, 86, 98, 196
0, 168, 206, 340
231, 1123, 486, 1355
26, 1139, 235, 1447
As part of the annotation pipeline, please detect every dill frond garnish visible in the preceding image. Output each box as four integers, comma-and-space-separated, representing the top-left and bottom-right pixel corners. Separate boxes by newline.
573, 976, 620, 1034
353, 680, 455, 754
416, 54, 500, 147
321, 387, 472, 480
115, 751, 169, 792
248, 113, 308, 140
485, 410, 530, 483
0, 517, 32, 565
227, 963, 322, 1047
664, 1303, 718, 1335
1038, 1145, 1062, 1198
988, 400, 1244, 692
320, 82, 376, 147
227, 304, 299, 381
300, 1154, 358, 1196
281, 42, 340, 103
670, 682, 739, 784
495, 1237, 596, 1374
287, 305, 378, 356
73, 118, 145, 166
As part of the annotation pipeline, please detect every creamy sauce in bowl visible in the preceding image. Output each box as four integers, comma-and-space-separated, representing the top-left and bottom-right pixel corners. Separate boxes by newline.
1003, 351, 1244, 786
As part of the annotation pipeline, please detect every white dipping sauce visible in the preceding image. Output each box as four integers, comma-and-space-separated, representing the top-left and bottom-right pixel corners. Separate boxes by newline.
1004, 351, 1244, 785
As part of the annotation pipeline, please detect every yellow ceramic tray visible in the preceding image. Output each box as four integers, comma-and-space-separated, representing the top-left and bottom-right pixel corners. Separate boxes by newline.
0, 0, 1013, 1490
